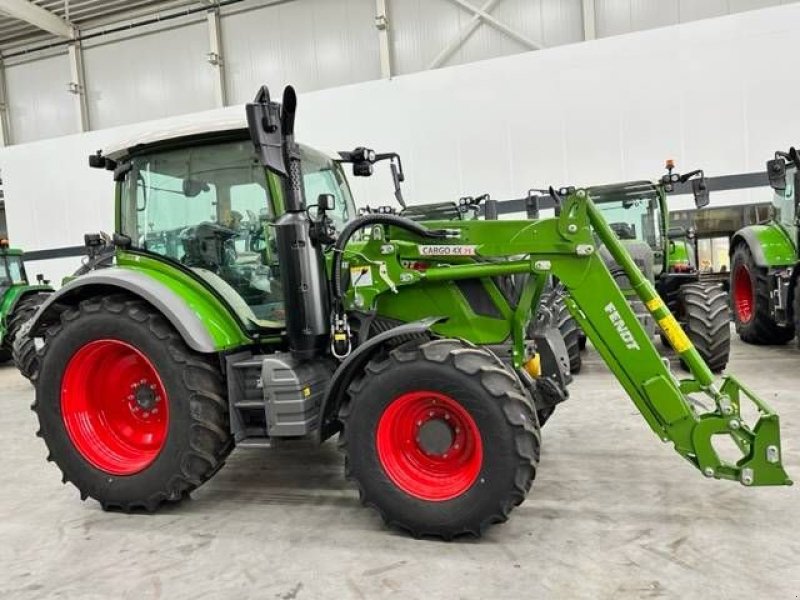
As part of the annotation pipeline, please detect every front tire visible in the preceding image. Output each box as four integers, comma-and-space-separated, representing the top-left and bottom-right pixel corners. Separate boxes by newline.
341, 339, 539, 539
34, 294, 232, 511
731, 244, 794, 344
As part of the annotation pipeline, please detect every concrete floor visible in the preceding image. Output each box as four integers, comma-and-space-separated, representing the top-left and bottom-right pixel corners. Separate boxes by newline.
1, 333, 799, 599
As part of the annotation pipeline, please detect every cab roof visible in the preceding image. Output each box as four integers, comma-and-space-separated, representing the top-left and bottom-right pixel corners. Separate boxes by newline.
103, 115, 339, 162
104, 116, 247, 161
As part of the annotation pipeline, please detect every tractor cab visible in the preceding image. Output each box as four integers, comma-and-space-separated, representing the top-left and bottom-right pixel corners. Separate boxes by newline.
766, 149, 799, 251
0, 244, 28, 297
97, 124, 356, 332
588, 182, 666, 280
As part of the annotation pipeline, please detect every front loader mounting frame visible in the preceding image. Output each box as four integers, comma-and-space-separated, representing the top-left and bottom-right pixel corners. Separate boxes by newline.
340, 189, 792, 487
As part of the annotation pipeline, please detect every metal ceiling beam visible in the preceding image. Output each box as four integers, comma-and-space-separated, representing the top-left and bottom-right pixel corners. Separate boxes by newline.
0, 0, 74, 39
444, 0, 542, 51
206, 8, 226, 106
0, 58, 10, 146
429, 0, 500, 70
375, 0, 392, 78
67, 35, 89, 132
582, 0, 596, 40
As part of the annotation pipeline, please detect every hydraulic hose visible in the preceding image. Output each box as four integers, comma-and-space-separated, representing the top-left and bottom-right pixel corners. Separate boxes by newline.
331, 213, 457, 303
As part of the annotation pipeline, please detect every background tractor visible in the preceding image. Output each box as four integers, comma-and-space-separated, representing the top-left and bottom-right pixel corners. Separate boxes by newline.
730, 148, 800, 345
0, 242, 52, 372
23, 86, 789, 540
584, 164, 731, 372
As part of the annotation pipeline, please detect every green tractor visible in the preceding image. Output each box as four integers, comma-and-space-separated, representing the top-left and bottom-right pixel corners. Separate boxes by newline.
730, 148, 800, 344
25, 86, 789, 539
0, 243, 52, 369
586, 163, 730, 372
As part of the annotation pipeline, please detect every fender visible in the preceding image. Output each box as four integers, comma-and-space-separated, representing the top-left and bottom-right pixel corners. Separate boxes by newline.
317, 316, 443, 442
27, 268, 233, 353
731, 225, 796, 268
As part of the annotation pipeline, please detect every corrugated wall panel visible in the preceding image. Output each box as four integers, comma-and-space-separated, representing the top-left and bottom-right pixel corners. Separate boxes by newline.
596, 0, 633, 37
597, 0, 794, 37
83, 22, 215, 130
678, 0, 728, 22
391, 0, 583, 74
630, 0, 680, 31
388, 0, 463, 75
222, 0, 380, 105
4, 53, 77, 144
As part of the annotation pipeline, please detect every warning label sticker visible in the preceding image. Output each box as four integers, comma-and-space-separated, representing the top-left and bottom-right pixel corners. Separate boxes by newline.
658, 314, 693, 353
350, 266, 373, 288
418, 245, 477, 257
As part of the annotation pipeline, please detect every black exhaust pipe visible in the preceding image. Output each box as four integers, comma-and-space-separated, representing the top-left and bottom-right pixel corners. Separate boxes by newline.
247, 85, 330, 360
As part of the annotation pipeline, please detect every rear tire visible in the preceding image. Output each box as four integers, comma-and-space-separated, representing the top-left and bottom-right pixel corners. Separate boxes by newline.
8, 291, 51, 380
34, 294, 232, 511
341, 339, 539, 539
678, 283, 730, 373
731, 244, 794, 344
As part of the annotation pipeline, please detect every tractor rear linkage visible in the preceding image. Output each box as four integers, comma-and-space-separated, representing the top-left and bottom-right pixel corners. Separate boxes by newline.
342, 188, 792, 487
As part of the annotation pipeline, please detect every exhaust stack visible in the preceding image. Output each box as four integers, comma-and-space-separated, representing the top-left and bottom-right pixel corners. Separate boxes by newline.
247, 85, 330, 360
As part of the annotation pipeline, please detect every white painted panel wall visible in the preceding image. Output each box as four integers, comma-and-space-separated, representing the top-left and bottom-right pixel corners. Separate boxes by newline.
4, 53, 77, 144
83, 22, 216, 130
596, 0, 797, 37
390, 0, 583, 74
222, 0, 381, 104
2, 4, 800, 285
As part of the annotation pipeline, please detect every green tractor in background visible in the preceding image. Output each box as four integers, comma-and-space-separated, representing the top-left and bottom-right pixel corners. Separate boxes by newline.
22, 86, 789, 539
583, 161, 731, 372
0, 242, 52, 369
730, 148, 800, 345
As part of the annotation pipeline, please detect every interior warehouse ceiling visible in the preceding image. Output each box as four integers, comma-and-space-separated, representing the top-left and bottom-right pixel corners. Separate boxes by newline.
0, 0, 206, 51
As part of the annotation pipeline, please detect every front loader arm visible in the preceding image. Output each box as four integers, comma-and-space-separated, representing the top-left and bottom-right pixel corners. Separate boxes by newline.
339, 190, 791, 487
551, 191, 791, 486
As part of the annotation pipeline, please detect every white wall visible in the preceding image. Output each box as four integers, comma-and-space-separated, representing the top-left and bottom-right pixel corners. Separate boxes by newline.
2, 4, 799, 284
84, 22, 217, 130
4, 52, 76, 143
5, 0, 800, 145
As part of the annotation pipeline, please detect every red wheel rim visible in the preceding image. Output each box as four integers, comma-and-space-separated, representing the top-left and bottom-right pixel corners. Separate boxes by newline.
376, 390, 483, 502
61, 340, 169, 475
733, 264, 754, 323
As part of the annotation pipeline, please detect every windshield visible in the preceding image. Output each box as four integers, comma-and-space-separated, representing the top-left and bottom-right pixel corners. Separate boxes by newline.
589, 185, 663, 252
120, 139, 352, 331
0, 254, 26, 286
773, 166, 797, 232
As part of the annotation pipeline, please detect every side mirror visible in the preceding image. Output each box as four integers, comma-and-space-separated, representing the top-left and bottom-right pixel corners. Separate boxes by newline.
667, 226, 687, 240
88, 151, 105, 168
767, 158, 787, 191
692, 178, 710, 209
246, 86, 287, 176
317, 193, 336, 211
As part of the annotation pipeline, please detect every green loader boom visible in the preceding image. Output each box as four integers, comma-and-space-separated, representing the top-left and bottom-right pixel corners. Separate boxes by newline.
342, 190, 791, 487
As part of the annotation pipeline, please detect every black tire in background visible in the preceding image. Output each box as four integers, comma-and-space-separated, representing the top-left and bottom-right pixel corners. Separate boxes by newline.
8, 291, 52, 380
794, 276, 800, 348
34, 294, 233, 511
730, 244, 795, 344
536, 290, 582, 374
678, 282, 731, 373
341, 339, 539, 539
